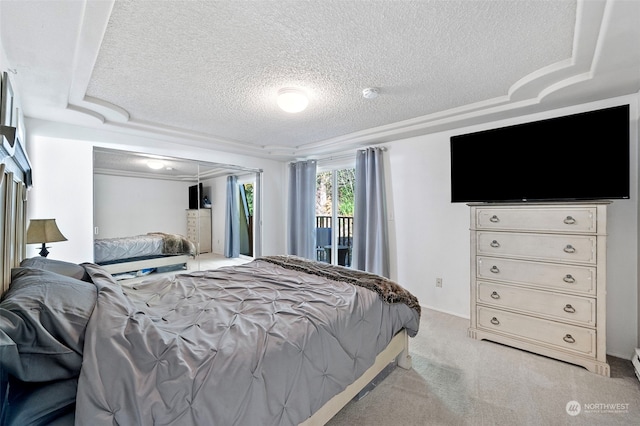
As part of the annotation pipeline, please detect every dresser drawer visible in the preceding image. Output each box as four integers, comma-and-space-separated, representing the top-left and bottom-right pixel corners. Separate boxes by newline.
477, 257, 596, 295
477, 281, 596, 326
187, 209, 212, 218
477, 307, 596, 356
477, 231, 597, 264
475, 207, 597, 233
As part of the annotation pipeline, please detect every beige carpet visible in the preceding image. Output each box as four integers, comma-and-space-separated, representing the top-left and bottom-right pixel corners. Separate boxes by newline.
327, 309, 640, 426
119, 252, 251, 285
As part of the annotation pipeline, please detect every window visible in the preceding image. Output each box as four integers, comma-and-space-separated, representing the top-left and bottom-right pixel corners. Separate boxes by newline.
315, 168, 354, 266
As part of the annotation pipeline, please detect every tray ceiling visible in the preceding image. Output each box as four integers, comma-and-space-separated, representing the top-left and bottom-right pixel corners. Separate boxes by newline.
1, 0, 639, 160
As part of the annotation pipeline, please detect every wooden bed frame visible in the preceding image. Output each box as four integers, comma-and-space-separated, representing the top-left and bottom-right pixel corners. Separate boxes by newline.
2, 143, 413, 425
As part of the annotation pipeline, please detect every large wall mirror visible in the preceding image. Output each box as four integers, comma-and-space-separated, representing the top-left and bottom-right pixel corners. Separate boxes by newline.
92, 147, 262, 277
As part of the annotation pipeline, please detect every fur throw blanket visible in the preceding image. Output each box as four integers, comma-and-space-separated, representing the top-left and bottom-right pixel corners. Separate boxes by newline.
148, 232, 196, 257
259, 255, 421, 317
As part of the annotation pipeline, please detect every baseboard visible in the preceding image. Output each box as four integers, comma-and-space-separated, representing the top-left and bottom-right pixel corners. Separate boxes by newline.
421, 304, 470, 320
606, 349, 637, 359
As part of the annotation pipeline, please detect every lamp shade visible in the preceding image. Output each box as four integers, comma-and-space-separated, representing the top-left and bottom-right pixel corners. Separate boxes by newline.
27, 219, 67, 244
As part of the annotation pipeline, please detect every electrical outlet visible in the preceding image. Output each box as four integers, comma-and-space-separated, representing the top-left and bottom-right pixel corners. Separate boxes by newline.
436, 278, 443, 288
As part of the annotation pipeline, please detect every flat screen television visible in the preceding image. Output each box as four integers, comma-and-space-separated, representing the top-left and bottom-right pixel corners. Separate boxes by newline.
188, 183, 203, 209
450, 104, 630, 203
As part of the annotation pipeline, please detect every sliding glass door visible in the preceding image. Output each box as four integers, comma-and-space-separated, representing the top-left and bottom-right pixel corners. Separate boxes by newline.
315, 168, 354, 266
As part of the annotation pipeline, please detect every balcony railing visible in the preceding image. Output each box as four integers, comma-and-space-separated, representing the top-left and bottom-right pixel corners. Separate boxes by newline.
316, 215, 353, 265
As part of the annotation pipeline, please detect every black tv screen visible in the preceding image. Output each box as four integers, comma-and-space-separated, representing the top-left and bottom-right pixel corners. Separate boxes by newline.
450, 104, 630, 203
188, 183, 203, 209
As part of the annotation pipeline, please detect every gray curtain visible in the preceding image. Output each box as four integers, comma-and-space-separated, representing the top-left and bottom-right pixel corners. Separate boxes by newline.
352, 147, 389, 277
252, 172, 263, 257
287, 160, 317, 259
224, 175, 240, 258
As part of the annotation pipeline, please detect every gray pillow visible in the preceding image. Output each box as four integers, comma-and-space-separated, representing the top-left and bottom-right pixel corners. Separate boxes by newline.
0, 268, 97, 382
19, 257, 90, 282
2, 377, 76, 426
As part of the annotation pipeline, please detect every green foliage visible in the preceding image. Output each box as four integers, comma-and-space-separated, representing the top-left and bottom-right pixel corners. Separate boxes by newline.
316, 171, 331, 215
316, 169, 355, 217
243, 183, 254, 215
337, 169, 355, 216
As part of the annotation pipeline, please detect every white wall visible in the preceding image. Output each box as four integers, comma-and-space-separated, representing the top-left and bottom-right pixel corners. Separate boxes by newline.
93, 174, 190, 238
26, 137, 94, 263
25, 119, 288, 262
386, 94, 639, 358
387, 135, 470, 317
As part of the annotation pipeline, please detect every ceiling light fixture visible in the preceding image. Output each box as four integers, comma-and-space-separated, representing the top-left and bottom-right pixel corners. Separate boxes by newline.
277, 88, 308, 113
146, 160, 165, 170
362, 87, 380, 99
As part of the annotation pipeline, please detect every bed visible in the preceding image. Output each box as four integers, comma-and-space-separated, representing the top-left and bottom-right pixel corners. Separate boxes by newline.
0, 254, 420, 425
94, 232, 196, 276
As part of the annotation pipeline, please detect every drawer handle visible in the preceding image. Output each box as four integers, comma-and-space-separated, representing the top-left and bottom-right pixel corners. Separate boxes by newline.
490, 291, 500, 299
490, 266, 500, 274
490, 317, 500, 325
564, 216, 576, 225
489, 215, 500, 223
563, 334, 576, 344
563, 274, 576, 284
563, 244, 576, 254
563, 304, 576, 313
490, 240, 500, 248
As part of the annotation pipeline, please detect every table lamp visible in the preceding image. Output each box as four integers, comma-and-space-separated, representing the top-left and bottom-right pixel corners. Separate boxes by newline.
26, 219, 67, 257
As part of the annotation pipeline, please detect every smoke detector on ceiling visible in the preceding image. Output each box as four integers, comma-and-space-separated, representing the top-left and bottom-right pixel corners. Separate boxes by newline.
362, 87, 380, 99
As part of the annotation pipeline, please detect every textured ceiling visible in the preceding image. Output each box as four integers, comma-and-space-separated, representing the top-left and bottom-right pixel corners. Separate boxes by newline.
1, 0, 639, 160
86, 0, 574, 150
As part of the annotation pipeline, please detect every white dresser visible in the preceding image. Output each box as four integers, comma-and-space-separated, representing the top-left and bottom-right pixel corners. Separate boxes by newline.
468, 202, 609, 376
186, 208, 212, 254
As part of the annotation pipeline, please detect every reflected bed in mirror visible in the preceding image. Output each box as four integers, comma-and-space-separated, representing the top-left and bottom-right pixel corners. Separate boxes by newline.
92, 147, 261, 278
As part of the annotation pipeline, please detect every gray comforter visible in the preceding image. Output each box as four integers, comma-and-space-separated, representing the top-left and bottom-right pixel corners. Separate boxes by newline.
94, 233, 195, 264
94, 234, 164, 263
76, 258, 420, 425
